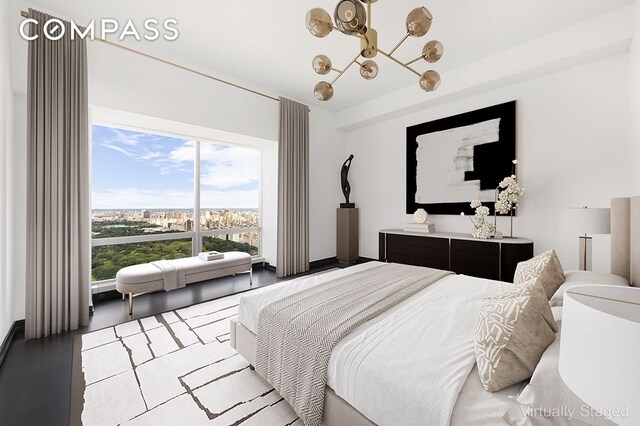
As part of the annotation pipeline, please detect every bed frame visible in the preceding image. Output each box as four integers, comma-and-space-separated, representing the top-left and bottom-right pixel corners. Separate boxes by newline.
230, 197, 640, 425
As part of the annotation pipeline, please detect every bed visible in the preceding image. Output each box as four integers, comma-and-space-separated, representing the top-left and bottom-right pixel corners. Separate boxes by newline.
229, 196, 639, 425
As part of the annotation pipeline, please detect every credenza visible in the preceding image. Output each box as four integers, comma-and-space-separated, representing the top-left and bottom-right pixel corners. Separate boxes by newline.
379, 230, 534, 282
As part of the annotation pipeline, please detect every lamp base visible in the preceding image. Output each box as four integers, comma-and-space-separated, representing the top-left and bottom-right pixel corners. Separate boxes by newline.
578, 235, 593, 271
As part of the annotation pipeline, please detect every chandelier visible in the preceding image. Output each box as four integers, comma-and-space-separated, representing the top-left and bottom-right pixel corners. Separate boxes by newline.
306, 0, 444, 101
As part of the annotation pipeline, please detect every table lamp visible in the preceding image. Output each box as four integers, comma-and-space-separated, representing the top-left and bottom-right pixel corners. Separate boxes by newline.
560, 207, 611, 271
559, 285, 640, 425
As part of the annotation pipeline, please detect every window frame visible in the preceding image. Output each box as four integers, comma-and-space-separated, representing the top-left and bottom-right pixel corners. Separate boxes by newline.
90, 122, 263, 291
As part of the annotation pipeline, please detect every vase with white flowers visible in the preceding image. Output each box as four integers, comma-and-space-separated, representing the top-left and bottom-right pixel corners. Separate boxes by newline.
462, 200, 503, 239
494, 159, 524, 237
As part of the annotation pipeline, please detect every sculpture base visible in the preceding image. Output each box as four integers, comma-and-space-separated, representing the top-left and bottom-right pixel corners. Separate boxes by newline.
340, 203, 355, 208
337, 208, 359, 264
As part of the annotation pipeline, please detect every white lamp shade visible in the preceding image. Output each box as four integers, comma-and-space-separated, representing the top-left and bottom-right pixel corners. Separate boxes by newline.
559, 285, 640, 425
560, 207, 611, 235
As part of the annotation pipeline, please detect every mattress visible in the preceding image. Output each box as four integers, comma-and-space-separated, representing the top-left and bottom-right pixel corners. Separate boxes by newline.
238, 262, 524, 425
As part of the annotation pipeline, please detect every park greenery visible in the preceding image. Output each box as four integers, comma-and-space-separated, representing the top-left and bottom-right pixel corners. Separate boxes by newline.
91, 221, 258, 281
92, 220, 177, 239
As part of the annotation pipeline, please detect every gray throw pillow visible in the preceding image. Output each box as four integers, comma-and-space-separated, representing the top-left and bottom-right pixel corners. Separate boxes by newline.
475, 279, 557, 392
514, 249, 566, 300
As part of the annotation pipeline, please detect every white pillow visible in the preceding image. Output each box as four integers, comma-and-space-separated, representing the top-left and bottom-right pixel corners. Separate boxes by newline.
503, 310, 618, 426
549, 270, 629, 307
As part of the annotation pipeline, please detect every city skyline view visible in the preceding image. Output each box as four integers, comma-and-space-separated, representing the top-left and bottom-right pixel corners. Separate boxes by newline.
92, 125, 260, 210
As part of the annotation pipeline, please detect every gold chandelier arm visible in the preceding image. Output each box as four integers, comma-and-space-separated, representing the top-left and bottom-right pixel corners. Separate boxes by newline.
331, 52, 363, 85
388, 33, 410, 56
405, 55, 424, 66
377, 49, 421, 77
367, 1, 372, 28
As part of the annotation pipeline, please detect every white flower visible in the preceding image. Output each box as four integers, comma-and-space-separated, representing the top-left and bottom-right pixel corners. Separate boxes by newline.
460, 212, 465, 216
512, 159, 518, 165
475, 206, 490, 218
470, 199, 482, 209
471, 222, 503, 239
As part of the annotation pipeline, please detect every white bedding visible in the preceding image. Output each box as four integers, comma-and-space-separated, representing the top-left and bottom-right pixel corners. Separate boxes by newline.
238, 262, 383, 334
238, 262, 520, 425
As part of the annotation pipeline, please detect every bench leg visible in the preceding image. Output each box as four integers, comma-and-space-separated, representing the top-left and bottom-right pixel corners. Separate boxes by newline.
250, 268, 253, 285
128, 292, 133, 315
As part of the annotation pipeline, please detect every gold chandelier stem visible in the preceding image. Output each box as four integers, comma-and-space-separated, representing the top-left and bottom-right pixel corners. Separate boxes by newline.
367, 0, 372, 28
331, 53, 362, 85
378, 49, 421, 77
405, 55, 424, 66
389, 33, 410, 55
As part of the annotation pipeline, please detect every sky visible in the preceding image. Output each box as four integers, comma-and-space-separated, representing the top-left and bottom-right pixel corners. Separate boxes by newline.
92, 125, 260, 209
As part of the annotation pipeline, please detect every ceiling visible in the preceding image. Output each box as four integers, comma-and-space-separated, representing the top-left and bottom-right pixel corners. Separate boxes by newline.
23, 0, 633, 112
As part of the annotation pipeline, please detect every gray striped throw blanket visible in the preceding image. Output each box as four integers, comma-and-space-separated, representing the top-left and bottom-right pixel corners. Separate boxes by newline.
255, 263, 453, 425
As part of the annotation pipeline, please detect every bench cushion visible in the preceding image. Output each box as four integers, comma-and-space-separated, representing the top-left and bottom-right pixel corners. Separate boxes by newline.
171, 251, 251, 274
116, 262, 165, 285
116, 251, 252, 294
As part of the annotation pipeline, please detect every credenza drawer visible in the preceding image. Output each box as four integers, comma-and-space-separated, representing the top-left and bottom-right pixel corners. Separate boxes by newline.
379, 231, 533, 282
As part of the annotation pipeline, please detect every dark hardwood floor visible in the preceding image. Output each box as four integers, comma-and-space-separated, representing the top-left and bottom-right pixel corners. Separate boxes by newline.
0, 264, 343, 426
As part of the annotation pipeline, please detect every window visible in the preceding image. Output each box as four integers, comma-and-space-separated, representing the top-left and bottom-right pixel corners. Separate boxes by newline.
91, 125, 261, 284
199, 141, 260, 257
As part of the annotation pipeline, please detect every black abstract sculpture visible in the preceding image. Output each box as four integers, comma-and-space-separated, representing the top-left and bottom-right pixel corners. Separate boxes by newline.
340, 154, 355, 208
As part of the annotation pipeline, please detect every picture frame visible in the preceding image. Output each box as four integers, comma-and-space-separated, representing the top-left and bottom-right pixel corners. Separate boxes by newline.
406, 101, 517, 215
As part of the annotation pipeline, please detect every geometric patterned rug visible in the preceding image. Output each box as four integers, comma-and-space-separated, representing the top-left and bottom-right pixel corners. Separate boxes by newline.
72, 291, 301, 426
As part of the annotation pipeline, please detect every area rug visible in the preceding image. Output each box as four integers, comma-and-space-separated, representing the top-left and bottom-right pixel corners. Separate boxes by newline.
71, 291, 301, 426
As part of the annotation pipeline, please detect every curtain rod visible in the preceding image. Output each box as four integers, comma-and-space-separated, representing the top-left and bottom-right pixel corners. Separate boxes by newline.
20, 10, 282, 103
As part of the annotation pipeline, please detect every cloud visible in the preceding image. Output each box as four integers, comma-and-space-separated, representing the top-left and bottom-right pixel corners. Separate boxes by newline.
168, 140, 196, 163
108, 128, 155, 146
198, 143, 260, 189
96, 126, 261, 189
161, 141, 260, 189
92, 187, 259, 209
102, 143, 136, 158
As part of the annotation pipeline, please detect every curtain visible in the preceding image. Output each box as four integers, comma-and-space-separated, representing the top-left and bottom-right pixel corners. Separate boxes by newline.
25, 9, 90, 339
277, 98, 309, 277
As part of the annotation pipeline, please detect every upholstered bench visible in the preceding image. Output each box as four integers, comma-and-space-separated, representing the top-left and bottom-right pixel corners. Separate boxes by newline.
116, 251, 252, 315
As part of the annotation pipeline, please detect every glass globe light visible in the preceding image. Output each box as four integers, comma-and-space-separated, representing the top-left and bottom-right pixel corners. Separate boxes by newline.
419, 70, 441, 92
314, 81, 334, 101
422, 40, 444, 63
359, 60, 379, 80
406, 7, 433, 37
334, 0, 367, 36
306, 8, 333, 38
312, 55, 332, 75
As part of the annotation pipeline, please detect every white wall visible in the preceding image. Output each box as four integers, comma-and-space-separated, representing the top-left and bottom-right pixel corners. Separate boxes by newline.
1, 0, 15, 344
309, 108, 346, 261
631, 1, 640, 188
345, 54, 633, 273
8, 94, 26, 328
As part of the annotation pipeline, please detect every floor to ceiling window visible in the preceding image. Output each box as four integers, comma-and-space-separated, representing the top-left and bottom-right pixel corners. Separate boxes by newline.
91, 124, 261, 285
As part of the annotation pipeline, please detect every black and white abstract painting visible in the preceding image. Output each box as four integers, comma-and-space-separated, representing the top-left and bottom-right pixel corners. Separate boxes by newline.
406, 101, 517, 215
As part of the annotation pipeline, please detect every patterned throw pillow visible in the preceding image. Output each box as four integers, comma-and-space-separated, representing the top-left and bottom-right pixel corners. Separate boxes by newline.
513, 249, 565, 300
475, 279, 558, 392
